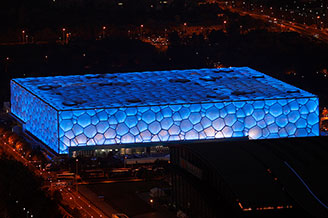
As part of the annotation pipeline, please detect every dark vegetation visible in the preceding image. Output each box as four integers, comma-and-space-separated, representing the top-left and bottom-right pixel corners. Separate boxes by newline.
167, 28, 328, 104
1, 29, 328, 105
0, 158, 61, 218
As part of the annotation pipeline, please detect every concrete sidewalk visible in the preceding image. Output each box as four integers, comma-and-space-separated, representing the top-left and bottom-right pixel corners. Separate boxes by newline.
79, 184, 117, 217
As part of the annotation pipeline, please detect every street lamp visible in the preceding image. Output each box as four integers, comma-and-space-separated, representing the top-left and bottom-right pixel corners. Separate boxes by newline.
150, 199, 154, 208
316, 16, 321, 28
223, 20, 227, 32
66, 32, 71, 44
140, 24, 144, 38
68, 193, 77, 205
75, 158, 78, 192
62, 28, 66, 44
22, 30, 25, 44
102, 26, 106, 39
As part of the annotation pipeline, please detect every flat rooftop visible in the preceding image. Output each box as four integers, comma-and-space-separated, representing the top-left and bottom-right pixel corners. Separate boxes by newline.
12, 67, 315, 111
179, 137, 328, 216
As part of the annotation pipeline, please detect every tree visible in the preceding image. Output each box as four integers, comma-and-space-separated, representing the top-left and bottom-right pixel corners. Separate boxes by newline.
168, 31, 181, 47
208, 30, 226, 44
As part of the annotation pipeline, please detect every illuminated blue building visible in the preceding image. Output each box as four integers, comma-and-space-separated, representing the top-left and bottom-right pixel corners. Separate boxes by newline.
10, 67, 319, 154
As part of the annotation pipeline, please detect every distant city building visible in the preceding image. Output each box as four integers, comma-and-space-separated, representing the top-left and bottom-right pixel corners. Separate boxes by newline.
10, 67, 319, 154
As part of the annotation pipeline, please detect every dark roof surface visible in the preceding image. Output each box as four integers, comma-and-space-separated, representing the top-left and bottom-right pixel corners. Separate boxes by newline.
12, 67, 315, 110
178, 136, 328, 215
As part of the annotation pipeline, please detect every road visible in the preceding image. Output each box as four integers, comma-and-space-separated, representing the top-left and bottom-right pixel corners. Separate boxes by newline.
61, 188, 107, 218
77, 178, 144, 185
210, 1, 328, 43
0, 137, 108, 218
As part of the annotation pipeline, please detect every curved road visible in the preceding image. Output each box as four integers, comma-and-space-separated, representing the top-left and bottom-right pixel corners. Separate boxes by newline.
210, 1, 328, 43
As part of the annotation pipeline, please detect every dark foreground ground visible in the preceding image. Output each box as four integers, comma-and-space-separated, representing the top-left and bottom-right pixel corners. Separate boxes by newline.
85, 180, 175, 218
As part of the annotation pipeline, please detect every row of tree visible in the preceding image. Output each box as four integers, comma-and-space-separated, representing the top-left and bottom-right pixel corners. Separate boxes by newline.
0, 158, 62, 217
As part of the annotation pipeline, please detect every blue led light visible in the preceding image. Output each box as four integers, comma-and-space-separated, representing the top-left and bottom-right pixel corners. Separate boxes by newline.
11, 67, 320, 154
11, 82, 58, 152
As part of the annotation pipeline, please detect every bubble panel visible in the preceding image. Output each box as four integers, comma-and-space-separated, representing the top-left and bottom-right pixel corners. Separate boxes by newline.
11, 81, 59, 152
10, 68, 320, 154
56, 98, 319, 153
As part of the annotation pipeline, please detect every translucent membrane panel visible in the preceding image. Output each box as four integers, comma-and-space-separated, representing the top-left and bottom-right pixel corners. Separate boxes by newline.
11, 68, 320, 154
58, 98, 319, 154
11, 81, 58, 152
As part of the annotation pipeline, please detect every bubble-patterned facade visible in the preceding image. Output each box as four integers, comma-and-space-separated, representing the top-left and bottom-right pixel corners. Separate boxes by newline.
10, 67, 319, 154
